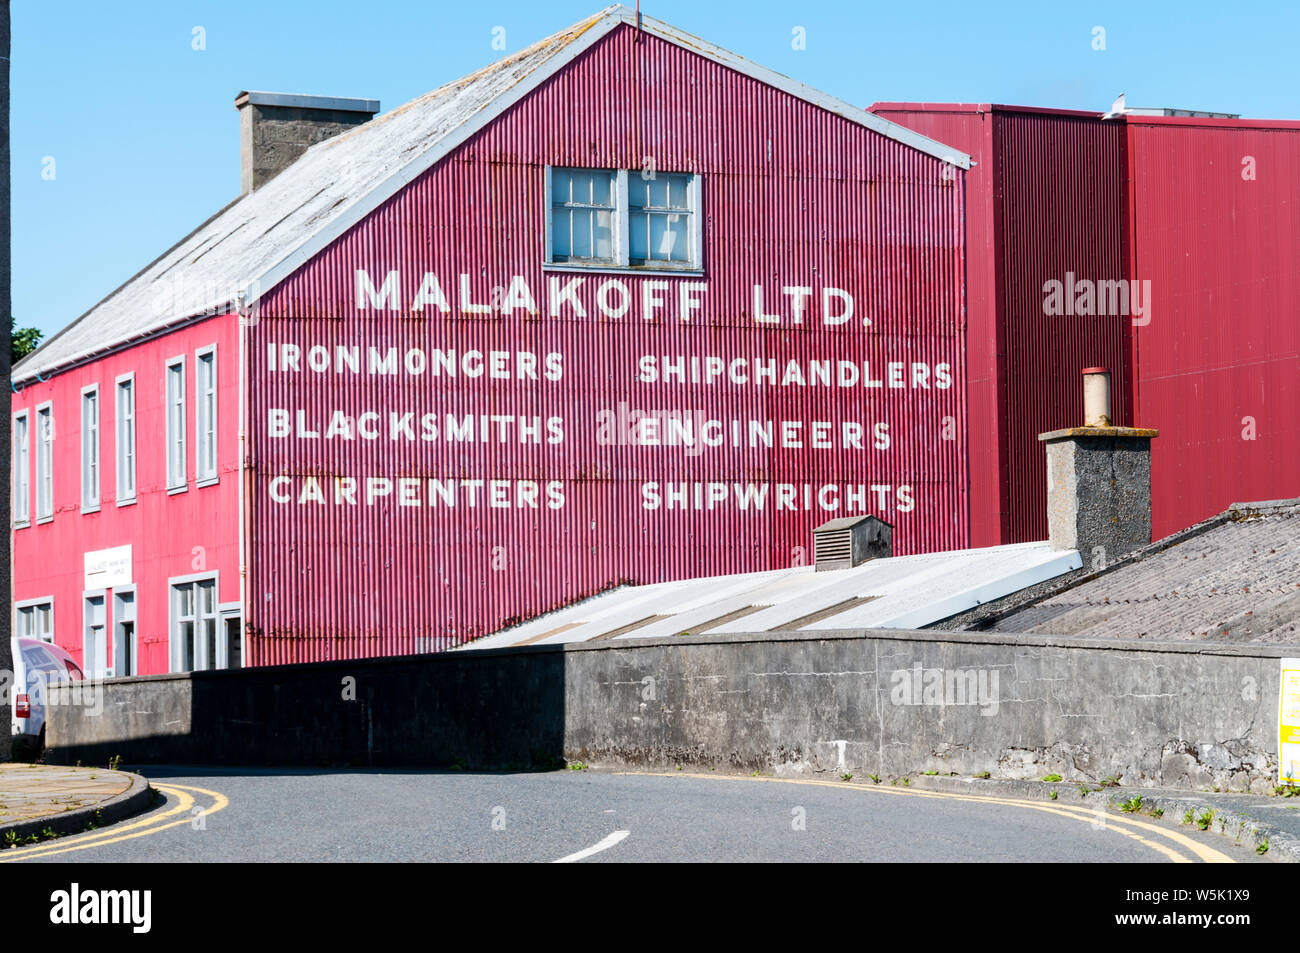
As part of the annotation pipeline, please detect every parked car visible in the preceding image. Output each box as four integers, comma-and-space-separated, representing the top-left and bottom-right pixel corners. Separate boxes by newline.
9, 637, 84, 759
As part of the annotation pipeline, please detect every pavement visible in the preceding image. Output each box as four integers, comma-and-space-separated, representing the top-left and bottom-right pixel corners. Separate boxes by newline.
0, 765, 1281, 863
0, 764, 153, 843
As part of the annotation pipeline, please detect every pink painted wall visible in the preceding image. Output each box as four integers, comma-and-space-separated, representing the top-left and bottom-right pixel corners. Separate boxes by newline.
11, 313, 242, 675
249, 24, 968, 662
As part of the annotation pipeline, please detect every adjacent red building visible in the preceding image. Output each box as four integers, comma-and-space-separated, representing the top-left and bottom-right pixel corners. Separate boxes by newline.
875, 101, 1300, 544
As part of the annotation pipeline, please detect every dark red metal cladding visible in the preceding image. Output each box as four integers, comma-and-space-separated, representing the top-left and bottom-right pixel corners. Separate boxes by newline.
248, 25, 969, 663
871, 103, 1128, 545
993, 108, 1128, 543
1124, 115, 1300, 540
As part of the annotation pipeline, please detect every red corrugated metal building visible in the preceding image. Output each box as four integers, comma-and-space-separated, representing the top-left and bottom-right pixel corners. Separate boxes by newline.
874, 101, 1300, 545
15, 9, 1300, 674
11, 8, 975, 670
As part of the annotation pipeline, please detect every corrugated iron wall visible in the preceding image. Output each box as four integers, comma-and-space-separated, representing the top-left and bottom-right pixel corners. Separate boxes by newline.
1126, 116, 1300, 539
248, 24, 968, 663
993, 109, 1128, 543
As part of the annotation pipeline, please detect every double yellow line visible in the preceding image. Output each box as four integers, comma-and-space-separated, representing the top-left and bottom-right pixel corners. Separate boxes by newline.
0, 782, 229, 862
634, 772, 1235, 863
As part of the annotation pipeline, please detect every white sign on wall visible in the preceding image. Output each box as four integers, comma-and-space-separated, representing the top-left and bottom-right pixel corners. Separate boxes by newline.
1281, 658, 1300, 786
84, 544, 132, 590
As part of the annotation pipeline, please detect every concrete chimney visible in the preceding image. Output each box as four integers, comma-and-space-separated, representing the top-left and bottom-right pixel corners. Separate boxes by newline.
235, 91, 379, 194
1039, 368, 1158, 567
813, 515, 892, 571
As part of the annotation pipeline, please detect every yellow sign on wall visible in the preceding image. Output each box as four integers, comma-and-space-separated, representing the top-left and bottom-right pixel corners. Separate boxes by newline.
1281, 659, 1300, 785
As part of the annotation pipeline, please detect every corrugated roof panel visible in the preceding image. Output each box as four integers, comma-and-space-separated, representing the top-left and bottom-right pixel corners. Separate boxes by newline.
465, 540, 1083, 648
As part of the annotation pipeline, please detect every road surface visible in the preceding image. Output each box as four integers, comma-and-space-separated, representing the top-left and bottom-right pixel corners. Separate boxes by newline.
0, 767, 1266, 863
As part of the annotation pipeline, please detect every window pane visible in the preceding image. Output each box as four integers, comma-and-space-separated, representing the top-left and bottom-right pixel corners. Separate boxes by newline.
664, 213, 688, 260
552, 210, 571, 258
118, 381, 136, 498
593, 209, 613, 258
14, 416, 29, 522
121, 622, 134, 676
167, 363, 185, 486
179, 583, 194, 617
630, 211, 648, 261
204, 619, 217, 671
628, 177, 647, 209
37, 408, 53, 518
201, 580, 216, 614
83, 391, 99, 505
552, 169, 571, 204
226, 618, 242, 670
648, 176, 668, 208
650, 214, 668, 259
572, 209, 592, 259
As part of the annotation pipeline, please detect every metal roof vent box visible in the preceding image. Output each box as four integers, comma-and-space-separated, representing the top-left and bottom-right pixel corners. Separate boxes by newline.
813, 516, 892, 571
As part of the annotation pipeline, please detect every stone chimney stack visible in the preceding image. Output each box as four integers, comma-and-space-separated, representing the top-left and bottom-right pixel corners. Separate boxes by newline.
1040, 367, 1157, 566
235, 91, 379, 194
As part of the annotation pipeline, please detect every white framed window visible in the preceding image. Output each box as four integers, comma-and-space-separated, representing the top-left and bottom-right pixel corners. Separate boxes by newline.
548, 168, 620, 265
546, 167, 701, 272
15, 597, 54, 643
35, 402, 54, 521
170, 573, 218, 672
166, 356, 187, 491
83, 592, 108, 678
80, 385, 100, 512
13, 410, 30, 526
195, 345, 218, 485
115, 373, 136, 504
113, 587, 138, 677
628, 172, 698, 267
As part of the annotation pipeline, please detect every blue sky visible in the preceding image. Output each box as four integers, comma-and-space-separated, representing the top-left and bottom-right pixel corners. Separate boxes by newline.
11, 0, 1295, 339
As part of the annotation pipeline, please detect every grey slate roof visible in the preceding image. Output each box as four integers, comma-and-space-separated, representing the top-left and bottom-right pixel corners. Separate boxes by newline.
993, 499, 1300, 643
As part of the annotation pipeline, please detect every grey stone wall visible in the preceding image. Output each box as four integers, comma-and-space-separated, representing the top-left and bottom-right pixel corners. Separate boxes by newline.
47, 629, 1287, 792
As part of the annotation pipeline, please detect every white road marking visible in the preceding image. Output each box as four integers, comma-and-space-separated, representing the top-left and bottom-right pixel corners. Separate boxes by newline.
553, 830, 630, 863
